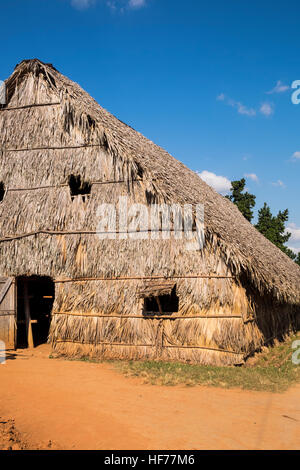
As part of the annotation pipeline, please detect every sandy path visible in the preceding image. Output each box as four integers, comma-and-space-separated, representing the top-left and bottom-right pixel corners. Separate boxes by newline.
0, 345, 299, 450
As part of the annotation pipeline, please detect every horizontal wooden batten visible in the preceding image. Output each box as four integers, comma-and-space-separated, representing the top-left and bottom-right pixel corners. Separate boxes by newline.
1, 143, 107, 152
54, 339, 242, 355
0, 230, 225, 245
0, 228, 186, 242
53, 312, 242, 319
6, 179, 143, 192
0, 311, 16, 317
0, 230, 101, 242
0, 102, 60, 111
164, 344, 242, 355
56, 340, 153, 348
54, 274, 234, 283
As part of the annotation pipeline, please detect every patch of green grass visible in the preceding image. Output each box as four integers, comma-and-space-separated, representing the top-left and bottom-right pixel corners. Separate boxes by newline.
113, 332, 300, 393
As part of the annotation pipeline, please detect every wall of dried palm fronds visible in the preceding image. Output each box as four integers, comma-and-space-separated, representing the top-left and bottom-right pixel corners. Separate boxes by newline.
0, 59, 299, 365
48, 273, 297, 364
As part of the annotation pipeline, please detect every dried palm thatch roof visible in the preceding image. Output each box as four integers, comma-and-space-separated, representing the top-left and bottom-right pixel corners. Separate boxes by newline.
2, 59, 300, 306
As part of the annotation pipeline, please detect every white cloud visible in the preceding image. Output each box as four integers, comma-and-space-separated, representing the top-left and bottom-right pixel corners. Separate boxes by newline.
217, 94, 275, 118
271, 180, 286, 188
107, 0, 117, 10
267, 80, 290, 94
197, 170, 231, 195
128, 0, 145, 7
286, 224, 300, 253
291, 151, 300, 160
71, 0, 94, 9
287, 223, 300, 241
217, 93, 256, 117
236, 102, 255, 116
244, 173, 259, 183
71, 0, 146, 10
260, 102, 274, 116
236, 102, 256, 116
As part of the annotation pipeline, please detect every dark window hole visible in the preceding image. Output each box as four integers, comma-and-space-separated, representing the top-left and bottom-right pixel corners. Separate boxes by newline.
68, 174, 91, 202
0, 182, 5, 202
144, 287, 179, 315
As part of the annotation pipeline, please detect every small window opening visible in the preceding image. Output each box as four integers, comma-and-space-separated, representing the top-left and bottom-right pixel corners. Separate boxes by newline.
68, 174, 91, 202
135, 162, 144, 179
0, 182, 5, 202
86, 114, 96, 129
144, 287, 179, 315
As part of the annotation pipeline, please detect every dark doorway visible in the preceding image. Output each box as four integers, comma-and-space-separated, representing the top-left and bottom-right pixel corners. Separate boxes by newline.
16, 276, 54, 348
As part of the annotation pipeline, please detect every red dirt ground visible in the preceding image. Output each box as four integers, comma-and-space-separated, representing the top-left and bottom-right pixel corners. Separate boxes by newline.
0, 345, 299, 450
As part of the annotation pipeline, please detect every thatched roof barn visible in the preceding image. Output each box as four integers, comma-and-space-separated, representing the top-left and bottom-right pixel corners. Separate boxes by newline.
0, 59, 299, 365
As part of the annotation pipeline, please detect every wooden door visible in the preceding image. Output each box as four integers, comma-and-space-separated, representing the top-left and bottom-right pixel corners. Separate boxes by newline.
0, 277, 16, 349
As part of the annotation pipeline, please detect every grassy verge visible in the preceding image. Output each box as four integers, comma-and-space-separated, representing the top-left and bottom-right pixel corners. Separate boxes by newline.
113, 332, 300, 393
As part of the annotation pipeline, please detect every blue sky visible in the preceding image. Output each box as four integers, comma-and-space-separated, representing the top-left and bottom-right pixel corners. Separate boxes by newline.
1, 0, 299, 251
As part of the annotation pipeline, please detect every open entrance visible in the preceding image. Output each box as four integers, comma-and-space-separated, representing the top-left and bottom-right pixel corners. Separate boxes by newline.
16, 276, 54, 348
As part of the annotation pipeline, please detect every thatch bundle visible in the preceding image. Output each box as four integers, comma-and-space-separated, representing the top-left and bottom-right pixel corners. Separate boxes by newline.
0, 59, 299, 365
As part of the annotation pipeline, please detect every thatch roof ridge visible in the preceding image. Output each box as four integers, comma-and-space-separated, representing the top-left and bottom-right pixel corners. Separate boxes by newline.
4, 59, 300, 305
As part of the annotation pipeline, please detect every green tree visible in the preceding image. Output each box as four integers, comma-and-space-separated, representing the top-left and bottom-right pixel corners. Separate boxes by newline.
255, 203, 294, 259
226, 178, 256, 222
295, 252, 300, 266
